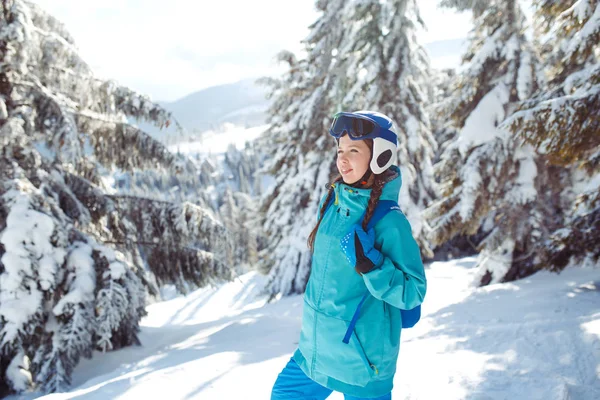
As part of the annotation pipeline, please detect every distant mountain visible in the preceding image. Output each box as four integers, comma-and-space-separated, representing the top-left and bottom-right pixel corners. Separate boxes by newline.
135, 78, 270, 142
138, 39, 467, 144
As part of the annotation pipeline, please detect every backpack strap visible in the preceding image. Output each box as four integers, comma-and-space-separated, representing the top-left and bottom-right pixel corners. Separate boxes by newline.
342, 292, 370, 344
365, 200, 401, 231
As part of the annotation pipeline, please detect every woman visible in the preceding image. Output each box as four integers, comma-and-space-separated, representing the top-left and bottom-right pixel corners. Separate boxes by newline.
271, 111, 427, 399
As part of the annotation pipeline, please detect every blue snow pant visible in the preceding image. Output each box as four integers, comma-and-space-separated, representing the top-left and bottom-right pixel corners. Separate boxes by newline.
271, 358, 392, 400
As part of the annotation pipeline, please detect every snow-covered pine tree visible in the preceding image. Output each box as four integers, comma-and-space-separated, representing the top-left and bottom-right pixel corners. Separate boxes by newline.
257, 0, 348, 297
234, 191, 260, 267
106, 195, 231, 293
0, 1, 231, 394
219, 188, 260, 269
219, 187, 243, 268
336, 0, 438, 256
428, 68, 458, 160
424, 0, 557, 285
121, 166, 215, 207
427, 67, 479, 261
259, 0, 437, 296
223, 142, 262, 196
503, 0, 600, 270
121, 138, 265, 213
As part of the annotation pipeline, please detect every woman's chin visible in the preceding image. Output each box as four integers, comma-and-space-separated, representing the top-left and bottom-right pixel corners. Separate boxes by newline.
341, 176, 358, 185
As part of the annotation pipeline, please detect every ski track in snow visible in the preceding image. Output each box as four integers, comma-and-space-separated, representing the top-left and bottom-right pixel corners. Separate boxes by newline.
14, 257, 600, 400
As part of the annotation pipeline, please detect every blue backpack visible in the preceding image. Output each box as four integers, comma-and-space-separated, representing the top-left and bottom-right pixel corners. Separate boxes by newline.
323, 197, 421, 343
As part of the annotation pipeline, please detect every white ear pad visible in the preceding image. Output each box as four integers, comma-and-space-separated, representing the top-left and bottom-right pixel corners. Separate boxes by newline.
370, 137, 397, 174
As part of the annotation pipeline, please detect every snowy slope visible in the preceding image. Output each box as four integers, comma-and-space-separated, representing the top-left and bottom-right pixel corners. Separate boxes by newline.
20, 258, 600, 400
169, 123, 268, 155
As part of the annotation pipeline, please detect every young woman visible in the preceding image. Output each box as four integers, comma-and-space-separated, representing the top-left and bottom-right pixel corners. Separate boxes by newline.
270, 111, 427, 400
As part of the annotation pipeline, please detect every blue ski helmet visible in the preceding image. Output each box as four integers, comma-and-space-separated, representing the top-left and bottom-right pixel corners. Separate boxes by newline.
329, 110, 398, 174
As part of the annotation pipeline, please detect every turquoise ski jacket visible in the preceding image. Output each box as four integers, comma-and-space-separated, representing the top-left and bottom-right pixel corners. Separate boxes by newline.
293, 166, 427, 398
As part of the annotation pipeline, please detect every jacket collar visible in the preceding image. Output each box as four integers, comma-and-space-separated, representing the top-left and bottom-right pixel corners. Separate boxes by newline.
334, 166, 402, 203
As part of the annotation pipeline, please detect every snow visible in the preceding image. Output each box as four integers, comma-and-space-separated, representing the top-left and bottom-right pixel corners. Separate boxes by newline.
52, 243, 96, 316
565, 2, 600, 58
563, 0, 594, 24
506, 144, 538, 205
517, 50, 533, 100
459, 146, 484, 221
12, 257, 599, 400
473, 239, 516, 285
219, 104, 269, 121
456, 84, 509, 155
0, 189, 65, 344
108, 261, 126, 280
0, 98, 7, 119
469, 26, 505, 76
6, 351, 31, 392
169, 124, 268, 155
405, 115, 420, 153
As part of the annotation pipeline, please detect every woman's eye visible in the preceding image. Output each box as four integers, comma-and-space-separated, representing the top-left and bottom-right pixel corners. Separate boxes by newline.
351, 149, 358, 153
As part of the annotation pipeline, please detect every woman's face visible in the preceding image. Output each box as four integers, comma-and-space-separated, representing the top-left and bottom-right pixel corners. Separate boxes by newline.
336, 134, 371, 185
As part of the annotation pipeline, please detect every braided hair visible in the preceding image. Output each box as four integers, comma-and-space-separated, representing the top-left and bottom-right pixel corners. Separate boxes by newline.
361, 168, 395, 230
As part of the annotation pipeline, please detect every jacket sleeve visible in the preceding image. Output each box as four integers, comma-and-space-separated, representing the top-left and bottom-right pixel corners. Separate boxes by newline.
361, 212, 426, 310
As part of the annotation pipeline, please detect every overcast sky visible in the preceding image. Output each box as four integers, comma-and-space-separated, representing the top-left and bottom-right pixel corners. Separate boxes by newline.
33, 0, 471, 102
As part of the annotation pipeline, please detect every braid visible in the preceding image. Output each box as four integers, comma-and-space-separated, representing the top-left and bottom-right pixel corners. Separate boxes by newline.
362, 169, 394, 230
308, 176, 343, 252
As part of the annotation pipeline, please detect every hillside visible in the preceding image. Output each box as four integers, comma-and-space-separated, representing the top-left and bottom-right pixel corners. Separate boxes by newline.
135, 78, 270, 142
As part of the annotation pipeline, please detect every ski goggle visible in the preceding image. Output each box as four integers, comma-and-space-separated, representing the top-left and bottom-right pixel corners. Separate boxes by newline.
329, 112, 396, 143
